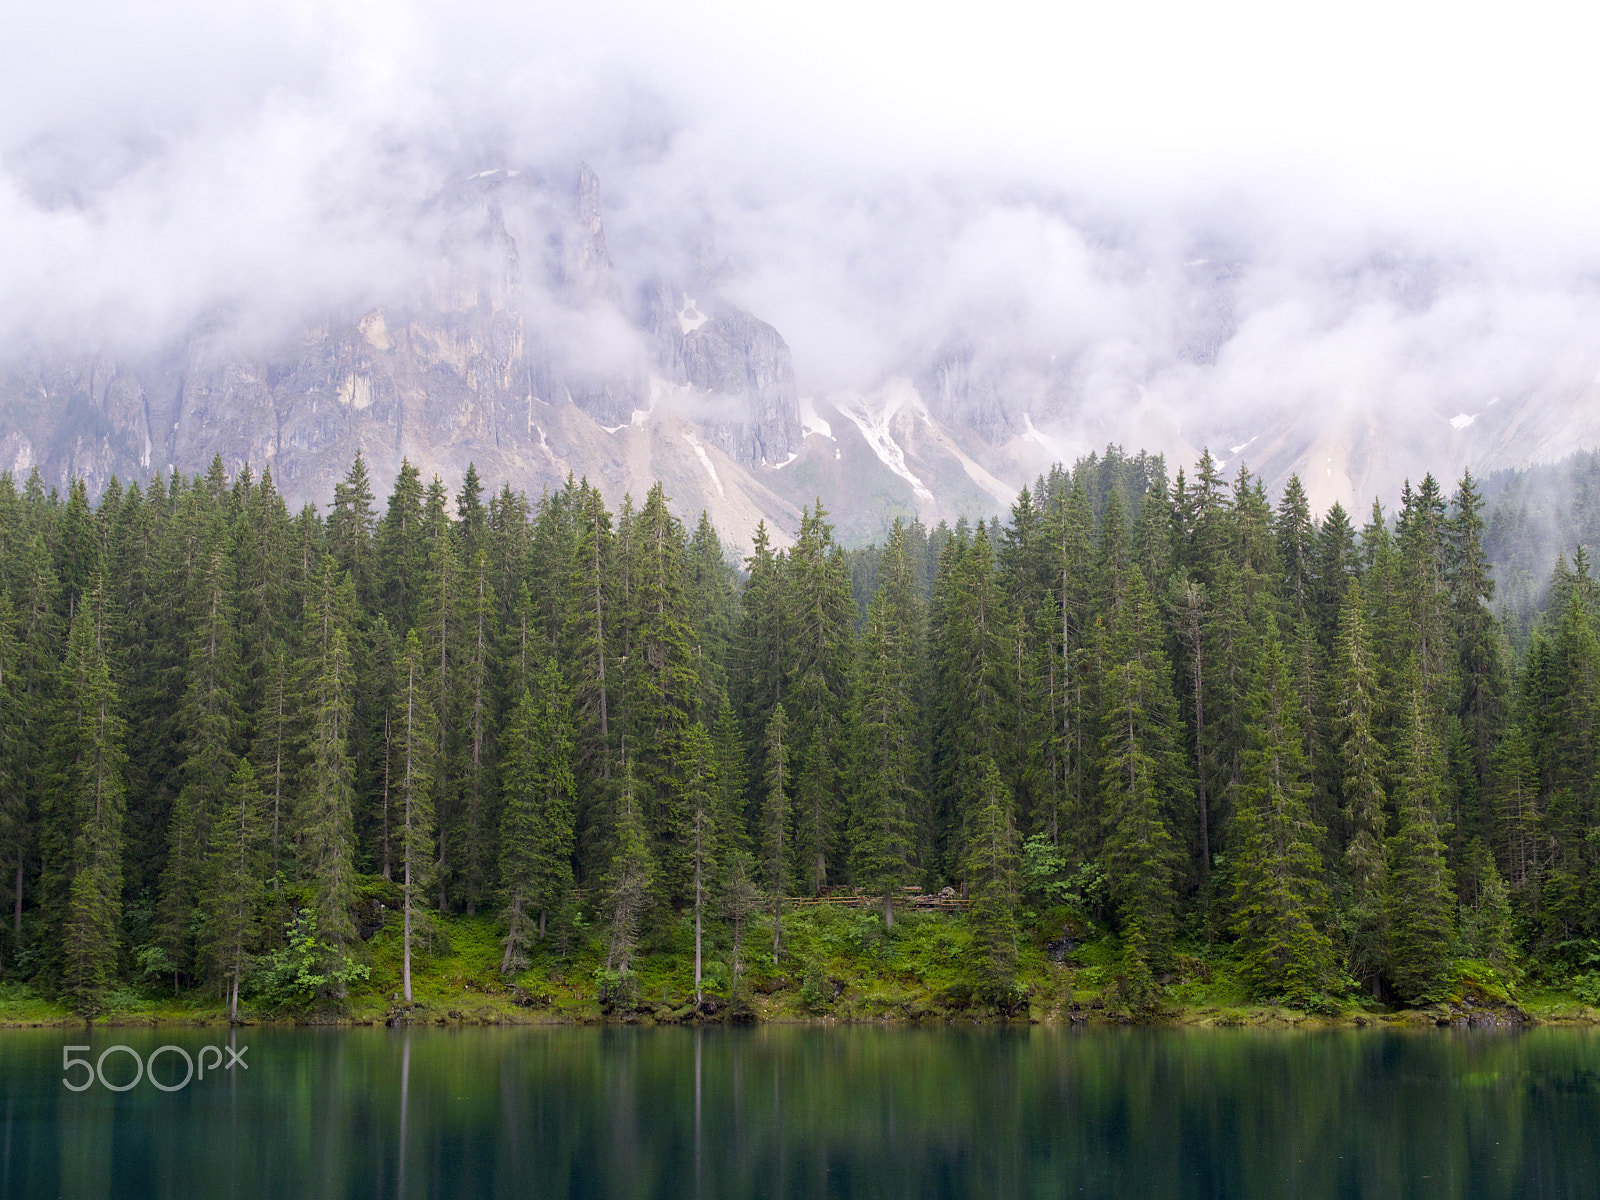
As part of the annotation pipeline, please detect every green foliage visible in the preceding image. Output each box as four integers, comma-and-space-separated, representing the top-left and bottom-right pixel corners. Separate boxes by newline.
800, 960, 831, 1012
11, 449, 1600, 1018
251, 909, 370, 1012
1227, 628, 1338, 1007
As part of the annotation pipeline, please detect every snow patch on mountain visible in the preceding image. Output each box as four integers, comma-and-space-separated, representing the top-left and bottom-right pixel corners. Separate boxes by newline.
836, 379, 933, 501
800, 395, 833, 440
678, 296, 707, 335
682, 430, 724, 497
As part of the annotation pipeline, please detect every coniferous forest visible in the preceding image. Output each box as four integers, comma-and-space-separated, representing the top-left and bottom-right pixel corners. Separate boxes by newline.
1, 444, 1595, 1019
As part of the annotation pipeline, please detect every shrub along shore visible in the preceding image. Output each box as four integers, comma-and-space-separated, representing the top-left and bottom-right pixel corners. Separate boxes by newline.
0, 905, 1583, 1029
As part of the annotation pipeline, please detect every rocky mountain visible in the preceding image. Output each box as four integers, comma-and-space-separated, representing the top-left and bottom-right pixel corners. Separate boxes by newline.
2, 165, 1596, 549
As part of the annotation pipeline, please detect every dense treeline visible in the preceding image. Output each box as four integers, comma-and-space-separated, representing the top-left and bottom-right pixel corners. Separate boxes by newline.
0, 445, 1593, 1015
1482, 448, 1600, 636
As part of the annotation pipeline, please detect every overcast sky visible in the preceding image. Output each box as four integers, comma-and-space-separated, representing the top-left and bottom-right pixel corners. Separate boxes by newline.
3, 0, 1599, 434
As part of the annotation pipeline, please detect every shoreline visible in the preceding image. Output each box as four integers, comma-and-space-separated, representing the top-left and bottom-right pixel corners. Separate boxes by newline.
1, 997, 1584, 1032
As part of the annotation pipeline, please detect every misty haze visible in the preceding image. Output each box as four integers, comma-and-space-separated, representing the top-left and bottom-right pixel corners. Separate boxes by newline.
9, 4, 1600, 1199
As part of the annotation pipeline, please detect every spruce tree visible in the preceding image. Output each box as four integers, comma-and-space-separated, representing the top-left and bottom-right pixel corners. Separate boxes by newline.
848, 531, 922, 926
1332, 579, 1390, 987
455, 549, 498, 914
1097, 570, 1185, 985
624, 483, 700, 906
156, 532, 241, 981
781, 502, 856, 890
562, 482, 617, 879
1384, 681, 1457, 1003
296, 558, 360, 971
603, 758, 654, 978
45, 587, 127, 1014
200, 759, 267, 1020
681, 722, 717, 1004
1228, 630, 1337, 1007
1457, 837, 1515, 973
963, 758, 1021, 1001
0, 596, 24, 965
418, 481, 461, 912
762, 702, 792, 960
395, 629, 436, 1002
498, 659, 576, 972
1489, 726, 1539, 890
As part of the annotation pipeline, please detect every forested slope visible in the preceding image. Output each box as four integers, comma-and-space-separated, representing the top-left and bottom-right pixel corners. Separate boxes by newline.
0, 444, 1593, 1019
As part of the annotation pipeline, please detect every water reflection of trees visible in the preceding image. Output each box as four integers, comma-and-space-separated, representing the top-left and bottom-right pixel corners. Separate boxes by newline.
8, 1028, 1600, 1198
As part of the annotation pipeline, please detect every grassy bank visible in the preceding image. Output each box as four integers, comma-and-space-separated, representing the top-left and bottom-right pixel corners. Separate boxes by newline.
0, 903, 1590, 1028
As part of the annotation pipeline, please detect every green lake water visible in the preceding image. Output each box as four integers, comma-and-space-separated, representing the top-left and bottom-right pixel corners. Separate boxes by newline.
2, 1024, 1599, 1198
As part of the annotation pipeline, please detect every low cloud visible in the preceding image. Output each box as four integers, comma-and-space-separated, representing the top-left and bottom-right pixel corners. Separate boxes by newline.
5, 0, 1600, 498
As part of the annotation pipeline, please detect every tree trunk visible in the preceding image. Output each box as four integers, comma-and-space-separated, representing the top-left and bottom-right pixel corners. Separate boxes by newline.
403, 865, 414, 1003
694, 871, 703, 1006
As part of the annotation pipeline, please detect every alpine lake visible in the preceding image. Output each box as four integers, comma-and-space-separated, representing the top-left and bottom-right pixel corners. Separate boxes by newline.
2, 1024, 1599, 1199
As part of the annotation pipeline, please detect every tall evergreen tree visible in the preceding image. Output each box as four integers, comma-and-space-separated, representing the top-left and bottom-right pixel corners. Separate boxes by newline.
1228, 630, 1338, 1006
1384, 680, 1457, 1003
199, 758, 266, 1020
1097, 570, 1185, 985
848, 524, 922, 926
295, 558, 360, 971
603, 757, 653, 977
498, 659, 576, 971
44, 585, 127, 1014
762, 702, 792, 960
156, 530, 241, 980
1332, 579, 1388, 987
395, 629, 436, 1002
963, 758, 1020, 1001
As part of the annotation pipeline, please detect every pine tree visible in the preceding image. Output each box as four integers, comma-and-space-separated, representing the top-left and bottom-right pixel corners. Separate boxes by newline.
1333, 579, 1389, 986
779, 502, 855, 893
623, 483, 700, 906
681, 722, 717, 1004
1275, 474, 1316, 621
762, 702, 792, 961
1228, 630, 1338, 1006
848, 527, 922, 926
0, 595, 24, 967
327, 451, 377, 608
45, 587, 127, 1014
1489, 726, 1539, 890
375, 460, 428, 647
418, 486, 461, 909
252, 648, 293, 888
296, 558, 360, 972
563, 482, 617, 881
455, 549, 498, 914
1097, 570, 1185, 983
720, 850, 763, 1007
1384, 681, 1457, 1003
156, 531, 241, 980
603, 758, 654, 977
200, 759, 267, 1021
1457, 837, 1515, 973
1447, 470, 1505, 792
498, 659, 576, 972
395, 629, 436, 1002
963, 758, 1020, 1002
928, 525, 1017, 878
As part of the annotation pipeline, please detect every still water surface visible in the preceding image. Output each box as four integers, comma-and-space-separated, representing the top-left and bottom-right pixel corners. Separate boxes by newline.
2, 1024, 1599, 1199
